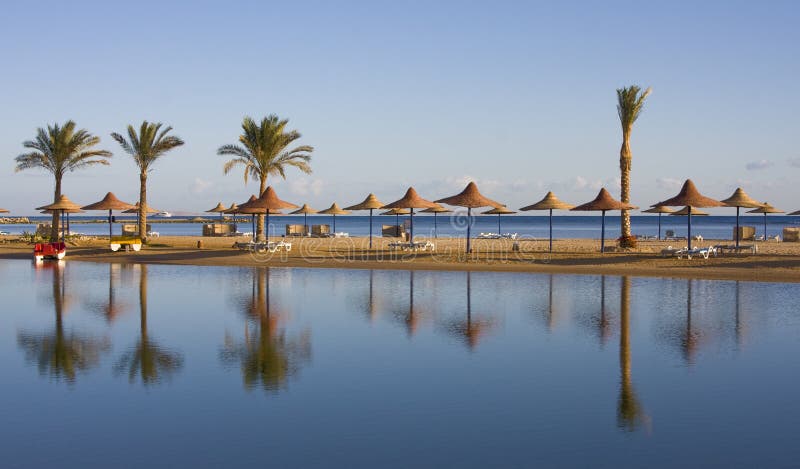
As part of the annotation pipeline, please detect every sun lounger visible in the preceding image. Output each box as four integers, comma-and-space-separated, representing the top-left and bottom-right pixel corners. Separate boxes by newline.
333, 232, 349, 238
714, 244, 757, 255
233, 241, 292, 253
388, 241, 435, 251
0, 230, 10, 236
672, 246, 716, 259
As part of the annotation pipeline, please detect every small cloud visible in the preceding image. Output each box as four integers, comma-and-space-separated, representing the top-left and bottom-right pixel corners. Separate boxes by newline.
788, 157, 800, 168
190, 178, 212, 194
656, 177, 683, 190
745, 160, 774, 171
288, 178, 324, 197
570, 176, 603, 191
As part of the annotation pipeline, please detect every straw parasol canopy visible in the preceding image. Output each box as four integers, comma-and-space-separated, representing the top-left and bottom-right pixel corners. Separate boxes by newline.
670, 206, 709, 216
38, 195, 84, 242
346, 194, 385, 248
383, 187, 437, 241
483, 206, 516, 235
571, 188, 638, 253
123, 202, 160, 215
380, 208, 410, 215
436, 182, 504, 252
652, 179, 723, 249
290, 203, 318, 234
642, 205, 674, 240
240, 187, 298, 241
223, 202, 239, 214
747, 202, 784, 239
318, 203, 350, 233
721, 188, 762, 248
420, 203, 452, 239
520, 191, 574, 252
0, 208, 8, 213
41, 208, 83, 214
81, 192, 136, 239
206, 202, 228, 221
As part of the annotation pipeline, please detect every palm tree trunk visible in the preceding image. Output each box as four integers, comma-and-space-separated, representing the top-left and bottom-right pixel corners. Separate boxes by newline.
256, 177, 267, 241
139, 172, 147, 242
50, 177, 62, 242
619, 131, 632, 241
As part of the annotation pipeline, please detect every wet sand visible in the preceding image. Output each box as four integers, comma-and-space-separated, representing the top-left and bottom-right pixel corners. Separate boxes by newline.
2, 235, 799, 283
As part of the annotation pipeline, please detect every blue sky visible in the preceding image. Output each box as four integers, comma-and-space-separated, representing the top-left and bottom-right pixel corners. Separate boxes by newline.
1, 0, 798, 215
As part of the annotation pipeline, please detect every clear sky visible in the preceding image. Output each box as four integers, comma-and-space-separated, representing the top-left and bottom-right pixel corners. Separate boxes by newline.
1, 0, 798, 215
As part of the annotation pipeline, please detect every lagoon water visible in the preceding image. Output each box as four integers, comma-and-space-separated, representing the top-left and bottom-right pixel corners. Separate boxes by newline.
1, 260, 799, 467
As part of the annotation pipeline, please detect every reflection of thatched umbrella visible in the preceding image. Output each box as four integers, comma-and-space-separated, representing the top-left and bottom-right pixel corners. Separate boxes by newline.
520, 191, 574, 252
652, 180, 723, 250
483, 206, 516, 235
37, 195, 83, 242
669, 206, 709, 216
239, 187, 298, 241
436, 182, 503, 253
641, 206, 674, 240
571, 188, 638, 253
205, 202, 228, 221
721, 188, 761, 249
420, 204, 451, 239
383, 187, 437, 242
318, 203, 349, 233
747, 202, 784, 239
114, 265, 183, 385
445, 271, 493, 350
81, 192, 136, 239
290, 204, 318, 236
380, 208, 410, 231
96, 264, 127, 322
345, 194, 385, 248
17, 263, 110, 383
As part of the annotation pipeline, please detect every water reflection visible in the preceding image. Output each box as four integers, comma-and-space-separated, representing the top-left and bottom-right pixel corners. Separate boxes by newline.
617, 276, 648, 432
220, 267, 311, 392
442, 272, 494, 350
392, 270, 425, 336
17, 262, 110, 384
114, 265, 184, 385
91, 263, 128, 323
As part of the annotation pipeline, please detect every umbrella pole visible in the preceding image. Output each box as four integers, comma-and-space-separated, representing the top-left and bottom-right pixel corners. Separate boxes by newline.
266, 212, 270, 242
108, 209, 112, 239
369, 209, 373, 249
658, 213, 662, 241
688, 207, 693, 250
332, 215, 336, 233
549, 209, 553, 253
735, 206, 740, 249
233, 213, 238, 233
410, 208, 414, 241
764, 213, 767, 240
304, 212, 308, 236
61, 209, 65, 242
467, 207, 472, 253
600, 210, 606, 253
251, 215, 255, 241
434, 212, 438, 239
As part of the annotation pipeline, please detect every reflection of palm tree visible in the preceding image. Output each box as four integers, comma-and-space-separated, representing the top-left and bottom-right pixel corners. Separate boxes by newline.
114, 265, 183, 385
617, 276, 648, 431
445, 271, 493, 350
220, 267, 311, 392
17, 263, 110, 383
597, 276, 612, 344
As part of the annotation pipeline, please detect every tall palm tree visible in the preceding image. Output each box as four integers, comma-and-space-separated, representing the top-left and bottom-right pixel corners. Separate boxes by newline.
617, 85, 652, 246
218, 116, 313, 240
111, 121, 184, 242
15, 121, 112, 241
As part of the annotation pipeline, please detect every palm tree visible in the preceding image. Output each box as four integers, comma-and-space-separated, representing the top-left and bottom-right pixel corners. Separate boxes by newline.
15, 121, 112, 241
111, 121, 184, 242
218, 116, 313, 240
617, 85, 652, 246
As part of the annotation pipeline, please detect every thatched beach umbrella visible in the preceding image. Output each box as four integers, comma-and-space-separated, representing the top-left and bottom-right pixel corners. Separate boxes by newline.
206, 202, 228, 221
290, 204, 318, 235
669, 206, 709, 216
747, 202, 784, 239
0, 208, 8, 213
318, 203, 350, 233
236, 195, 259, 237
483, 206, 516, 235
38, 195, 83, 242
641, 206, 674, 240
81, 192, 136, 239
240, 187, 298, 241
380, 208, 410, 233
571, 188, 638, 253
345, 194, 384, 248
124, 202, 160, 234
382, 187, 437, 242
420, 204, 452, 239
721, 188, 762, 249
652, 179, 724, 250
520, 191, 574, 252
435, 182, 503, 253
40, 207, 84, 237
223, 203, 241, 232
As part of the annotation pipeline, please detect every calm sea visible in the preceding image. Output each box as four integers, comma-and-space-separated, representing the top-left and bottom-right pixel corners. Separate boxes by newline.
1, 261, 799, 467
4, 214, 799, 239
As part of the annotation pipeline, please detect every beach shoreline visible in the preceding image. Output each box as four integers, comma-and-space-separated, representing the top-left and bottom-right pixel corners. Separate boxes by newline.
2, 235, 799, 283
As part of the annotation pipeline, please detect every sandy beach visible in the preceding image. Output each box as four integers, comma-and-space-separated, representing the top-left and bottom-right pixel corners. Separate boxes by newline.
2, 234, 799, 283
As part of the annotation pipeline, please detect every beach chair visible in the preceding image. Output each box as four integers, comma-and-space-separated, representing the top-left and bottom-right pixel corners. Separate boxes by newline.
285, 224, 306, 237
311, 224, 331, 237
675, 246, 716, 259
734, 226, 756, 242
